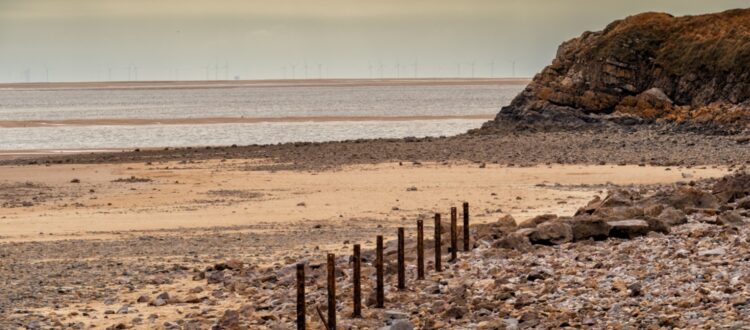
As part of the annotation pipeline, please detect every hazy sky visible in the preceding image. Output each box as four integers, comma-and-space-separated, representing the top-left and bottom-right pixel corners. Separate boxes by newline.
1, 0, 747, 82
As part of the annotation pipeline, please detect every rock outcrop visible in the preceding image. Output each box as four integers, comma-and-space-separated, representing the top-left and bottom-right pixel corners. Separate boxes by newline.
480, 171, 750, 250
482, 9, 750, 133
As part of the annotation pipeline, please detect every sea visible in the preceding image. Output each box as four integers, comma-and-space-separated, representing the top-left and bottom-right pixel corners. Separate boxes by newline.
0, 82, 523, 150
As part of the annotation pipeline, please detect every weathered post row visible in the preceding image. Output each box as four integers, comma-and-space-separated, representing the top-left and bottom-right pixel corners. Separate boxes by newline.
295, 203, 470, 329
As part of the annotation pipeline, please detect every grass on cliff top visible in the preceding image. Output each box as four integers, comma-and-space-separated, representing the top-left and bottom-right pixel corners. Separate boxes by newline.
588, 9, 750, 76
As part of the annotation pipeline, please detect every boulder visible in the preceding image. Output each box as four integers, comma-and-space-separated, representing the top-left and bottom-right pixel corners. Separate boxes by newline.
518, 214, 557, 229
643, 217, 670, 234
495, 214, 517, 228
218, 310, 240, 329
607, 220, 650, 239
712, 173, 750, 203
737, 196, 750, 210
493, 229, 534, 251
575, 196, 602, 216
528, 221, 573, 245
570, 218, 611, 241
717, 211, 745, 226
594, 206, 644, 220
668, 187, 720, 210
657, 207, 688, 226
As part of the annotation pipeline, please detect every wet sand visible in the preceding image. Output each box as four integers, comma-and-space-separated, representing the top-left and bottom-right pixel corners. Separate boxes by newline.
0, 114, 494, 128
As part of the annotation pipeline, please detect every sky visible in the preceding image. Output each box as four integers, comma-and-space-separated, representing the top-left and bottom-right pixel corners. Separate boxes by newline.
0, 0, 747, 82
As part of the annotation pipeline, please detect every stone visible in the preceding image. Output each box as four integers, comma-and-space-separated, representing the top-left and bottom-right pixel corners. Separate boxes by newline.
225, 259, 244, 270
116, 305, 129, 314
150, 298, 167, 307
442, 305, 467, 320
390, 319, 415, 330
607, 220, 650, 238
595, 206, 644, 220
495, 214, 517, 228
493, 231, 532, 251
570, 218, 611, 241
643, 217, 670, 234
207, 270, 225, 284
717, 211, 745, 226
528, 221, 573, 245
736, 196, 750, 210
657, 207, 688, 226
218, 310, 240, 329
712, 173, 750, 203
668, 187, 720, 210
698, 248, 726, 257
385, 310, 409, 320
518, 214, 557, 229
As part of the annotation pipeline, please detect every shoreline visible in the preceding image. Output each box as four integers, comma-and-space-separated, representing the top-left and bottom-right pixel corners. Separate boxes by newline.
0, 114, 494, 128
0, 77, 530, 91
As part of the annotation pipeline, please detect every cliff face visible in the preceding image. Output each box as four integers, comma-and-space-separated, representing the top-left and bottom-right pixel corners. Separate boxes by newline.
486, 9, 750, 133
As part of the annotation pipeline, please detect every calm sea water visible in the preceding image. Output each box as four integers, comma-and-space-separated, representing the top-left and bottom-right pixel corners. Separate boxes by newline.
0, 84, 521, 150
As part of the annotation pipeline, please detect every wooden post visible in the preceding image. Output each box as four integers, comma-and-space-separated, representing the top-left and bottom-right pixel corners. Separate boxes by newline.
450, 207, 458, 262
463, 202, 470, 251
417, 220, 424, 280
296, 263, 305, 330
434, 213, 442, 272
352, 244, 361, 318
327, 254, 336, 330
376, 235, 384, 308
397, 227, 405, 290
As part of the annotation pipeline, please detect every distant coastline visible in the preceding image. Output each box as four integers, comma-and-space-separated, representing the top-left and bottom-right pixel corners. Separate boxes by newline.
0, 114, 495, 128
0, 77, 530, 91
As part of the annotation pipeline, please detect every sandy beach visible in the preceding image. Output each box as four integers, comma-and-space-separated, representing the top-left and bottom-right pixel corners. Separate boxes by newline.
0, 153, 734, 328
0, 160, 728, 241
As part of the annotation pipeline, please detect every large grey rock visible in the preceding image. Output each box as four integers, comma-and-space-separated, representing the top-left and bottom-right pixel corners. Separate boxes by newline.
518, 214, 557, 229
607, 220, 650, 238
570, 218, 611, 241
717, 211, 745, 226
529, 221, 573, 245
657, 207, 688, 226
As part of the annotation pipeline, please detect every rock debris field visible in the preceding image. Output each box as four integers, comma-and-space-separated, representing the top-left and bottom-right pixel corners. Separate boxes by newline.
2, 169, 749, 329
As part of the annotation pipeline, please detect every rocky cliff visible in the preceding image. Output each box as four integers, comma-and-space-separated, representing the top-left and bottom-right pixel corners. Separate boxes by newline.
483, 9, 750, 133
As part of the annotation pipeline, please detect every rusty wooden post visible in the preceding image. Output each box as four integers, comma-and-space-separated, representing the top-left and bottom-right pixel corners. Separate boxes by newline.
296, 263, 305, 330
463, 202, 470, 251
417, 220, 424, 280
327, 254, 336, 330
397, 227, 405, 290
352, 244, 362, 318
434, 213, 442, 272
450, 207, 458, 262
376, 235, 384, 308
